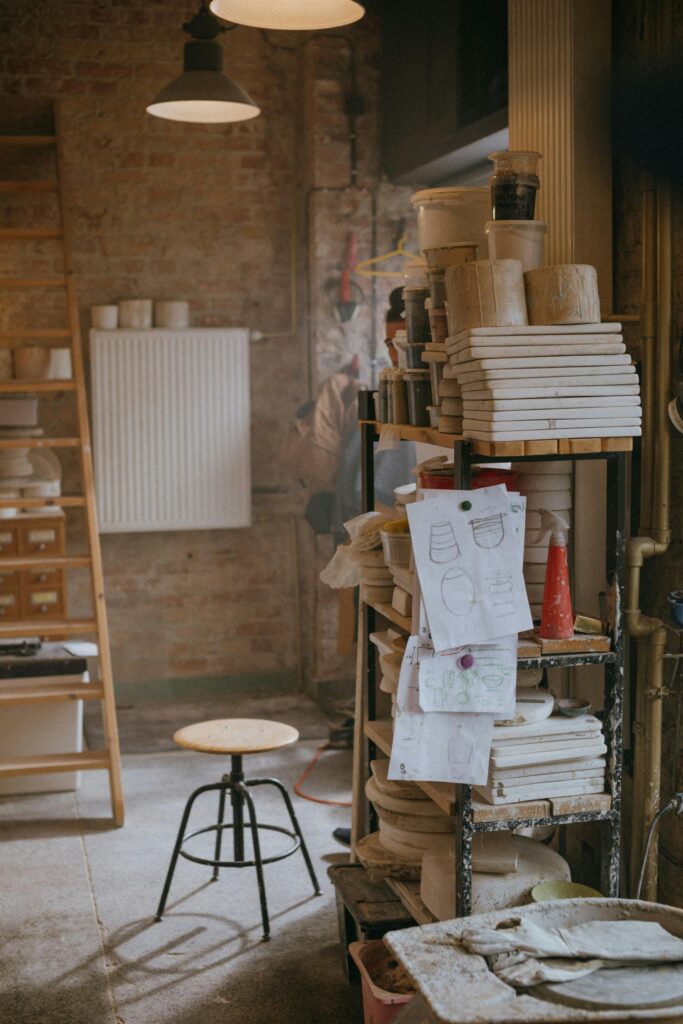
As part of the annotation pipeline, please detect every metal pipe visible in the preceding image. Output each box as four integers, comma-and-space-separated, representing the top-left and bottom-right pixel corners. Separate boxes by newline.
625, 0, 674, 902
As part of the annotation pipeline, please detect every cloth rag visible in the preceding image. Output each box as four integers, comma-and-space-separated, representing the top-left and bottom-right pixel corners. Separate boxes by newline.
461, 918, 683, 988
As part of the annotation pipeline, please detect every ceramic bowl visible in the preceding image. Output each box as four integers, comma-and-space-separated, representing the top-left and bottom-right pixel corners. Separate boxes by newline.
557, 698, 591, 717
531, 881, 602, 902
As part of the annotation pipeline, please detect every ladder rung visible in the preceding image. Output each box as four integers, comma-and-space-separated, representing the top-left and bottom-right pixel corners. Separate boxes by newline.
0, 619, 97, 638
0, 180, 57, 192
0, 228, 62, 239
0, 380, 76, 394
0, 749, 110, 777
0, 496, 85, 509
0, 277, 67, 288
0, 437, 81, 448
0, 556, 91, 570
0, 136, 56, 147
0, 680, 104, 706
0, 329, 71, 339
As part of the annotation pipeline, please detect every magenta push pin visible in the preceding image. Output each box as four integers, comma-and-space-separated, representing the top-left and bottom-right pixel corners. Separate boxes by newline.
459, 653, 475, 669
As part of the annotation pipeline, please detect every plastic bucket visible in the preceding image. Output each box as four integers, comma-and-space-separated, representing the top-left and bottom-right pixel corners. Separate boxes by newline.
489, 150, 541, 221
424, 243, 478, 269
403, 259, 428, 290
380, 529, 411, 567
348, 941, 413, 1024
485, 220, 546, 272
427, 305, 448, 344
411, 187, 490, 254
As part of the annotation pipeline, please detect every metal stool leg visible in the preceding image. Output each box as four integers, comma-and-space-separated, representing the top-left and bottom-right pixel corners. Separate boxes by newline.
248, 778, 322, 895
240, 782, 271, 941
230, 755, 245, 863
155, 781, 229, 921
212, 786, 227, 881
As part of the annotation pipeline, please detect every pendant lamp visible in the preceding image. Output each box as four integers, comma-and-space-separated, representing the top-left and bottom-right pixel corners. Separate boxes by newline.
147, 3, 260, 124
209, 0, 365, 31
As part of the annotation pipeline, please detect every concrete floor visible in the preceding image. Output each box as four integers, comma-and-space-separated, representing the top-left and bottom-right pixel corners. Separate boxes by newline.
0, 697, 361, 1024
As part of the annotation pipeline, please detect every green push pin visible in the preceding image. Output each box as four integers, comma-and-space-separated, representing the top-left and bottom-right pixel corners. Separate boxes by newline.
460, 500, 472, 511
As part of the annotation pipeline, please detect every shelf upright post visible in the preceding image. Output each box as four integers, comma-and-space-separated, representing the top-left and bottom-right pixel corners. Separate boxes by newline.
352, 420, 378, 851
453, 439, 474, 916
601, 451, 627, 896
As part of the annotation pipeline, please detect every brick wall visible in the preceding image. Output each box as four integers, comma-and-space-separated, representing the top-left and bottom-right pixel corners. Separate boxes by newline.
0, 1, 416, 702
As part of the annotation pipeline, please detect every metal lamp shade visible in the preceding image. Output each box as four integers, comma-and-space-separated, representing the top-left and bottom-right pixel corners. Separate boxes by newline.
209, 0, 364, 30
147, 70, 260, 122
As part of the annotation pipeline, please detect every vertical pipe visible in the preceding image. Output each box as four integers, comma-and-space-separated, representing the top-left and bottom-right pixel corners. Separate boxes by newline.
638, 172, 657, 534
641, 627, 668, 898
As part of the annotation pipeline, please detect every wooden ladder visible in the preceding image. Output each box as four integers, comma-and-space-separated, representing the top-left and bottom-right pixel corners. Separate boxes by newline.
0, 104, 124, 825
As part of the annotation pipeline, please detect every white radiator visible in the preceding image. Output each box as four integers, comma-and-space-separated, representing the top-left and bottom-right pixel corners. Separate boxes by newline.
90, 328, 251, 533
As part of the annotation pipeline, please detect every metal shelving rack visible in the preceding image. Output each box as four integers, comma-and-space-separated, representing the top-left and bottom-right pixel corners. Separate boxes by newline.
356, 407, 627, 918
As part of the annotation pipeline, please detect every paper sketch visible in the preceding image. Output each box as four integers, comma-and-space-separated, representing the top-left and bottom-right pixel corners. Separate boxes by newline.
407, 485, 532, 651
429, 521, 461, 563
418, 635, 516, 715
388, 635, 496, 783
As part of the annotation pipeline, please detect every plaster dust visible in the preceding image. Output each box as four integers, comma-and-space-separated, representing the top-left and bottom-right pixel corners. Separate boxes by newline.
385, 899, 683, 1024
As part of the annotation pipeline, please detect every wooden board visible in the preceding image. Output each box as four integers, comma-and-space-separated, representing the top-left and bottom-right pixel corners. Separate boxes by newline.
453, 354, 633, 371
464, 384, 640, 399
537, 632, 611, 654
464, 418, 641, 432
465, 426, 640, 442
468, 395, 641, 410
448, 341, 626, 359
461, 374, 639, 390
447, 322, 622, 341
465, 405, 641, 422
387, 879, 438, 925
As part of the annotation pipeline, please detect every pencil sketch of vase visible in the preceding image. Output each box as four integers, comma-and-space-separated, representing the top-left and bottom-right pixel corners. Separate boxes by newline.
441, 566, 474, 616
485, 570, 515, 614
429, 521, 460, 563
470, 512, 506, 549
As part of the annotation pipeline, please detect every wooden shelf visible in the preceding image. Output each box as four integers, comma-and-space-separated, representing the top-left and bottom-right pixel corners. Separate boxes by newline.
386, 879, 438, 925
0, 496, 85, 509
0, 329, 71, 339
0, 437, 80, 448
0, 678, 103, 706
0, 380, 76, 393
0, 228, 62, 239
363, 420, 461, 448
362, 420, 633, 457
364, 599, 411, 633
0, 180, 57, 192
0, 135, 56, 147
0, 555, 90, 570
0, 750, 109, 777
0, 278, 67, 289
0, 618, 96, 638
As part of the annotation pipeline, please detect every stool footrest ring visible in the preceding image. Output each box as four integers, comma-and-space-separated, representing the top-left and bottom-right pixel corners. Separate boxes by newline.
179, 822, 301, 869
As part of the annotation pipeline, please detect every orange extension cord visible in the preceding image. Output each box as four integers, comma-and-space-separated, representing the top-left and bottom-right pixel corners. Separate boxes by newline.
293, 742, 352, 808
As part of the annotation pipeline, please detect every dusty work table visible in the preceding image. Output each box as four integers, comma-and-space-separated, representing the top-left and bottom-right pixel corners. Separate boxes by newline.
384, 898, 683, 1023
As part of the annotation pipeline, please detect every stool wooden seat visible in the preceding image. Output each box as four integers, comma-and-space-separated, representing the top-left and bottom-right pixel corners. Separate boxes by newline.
155, 716, 320, 940
174, 718, 299, 756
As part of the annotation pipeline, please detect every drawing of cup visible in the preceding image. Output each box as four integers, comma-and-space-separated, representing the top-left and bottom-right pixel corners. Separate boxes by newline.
449, 733, 474, 765
485, 570, 515, 613
429, 521, 460, 563
470, 512, 506, 549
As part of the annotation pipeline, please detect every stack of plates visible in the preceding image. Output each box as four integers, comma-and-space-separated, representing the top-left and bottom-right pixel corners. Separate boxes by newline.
446, 324, 642, 442
474, 715, 606, 805
438, 363, 463, 434
512, 460, 572, 620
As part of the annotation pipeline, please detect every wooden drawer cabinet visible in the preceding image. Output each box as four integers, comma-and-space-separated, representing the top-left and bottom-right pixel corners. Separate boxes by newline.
0, 514, 67, 627
0, 591, 20, 618
0, 527, 18, 556
19, 522, 64, 556
21, 586, 65, 619
0, 571, 19, 592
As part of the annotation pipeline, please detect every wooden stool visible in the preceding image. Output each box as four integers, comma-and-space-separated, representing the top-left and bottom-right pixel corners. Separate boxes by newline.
155, 719, 321, 940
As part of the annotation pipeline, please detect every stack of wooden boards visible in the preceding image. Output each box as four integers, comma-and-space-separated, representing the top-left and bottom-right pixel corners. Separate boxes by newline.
474, 714, 607, 805
447, 323, 641, 442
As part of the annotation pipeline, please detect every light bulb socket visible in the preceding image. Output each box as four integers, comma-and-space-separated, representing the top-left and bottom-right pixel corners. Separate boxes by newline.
184, 38, 223, 73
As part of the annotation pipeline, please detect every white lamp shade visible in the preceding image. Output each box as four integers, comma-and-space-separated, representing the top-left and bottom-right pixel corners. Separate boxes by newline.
209, 0, 365, 30
147, 70, 260, 123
